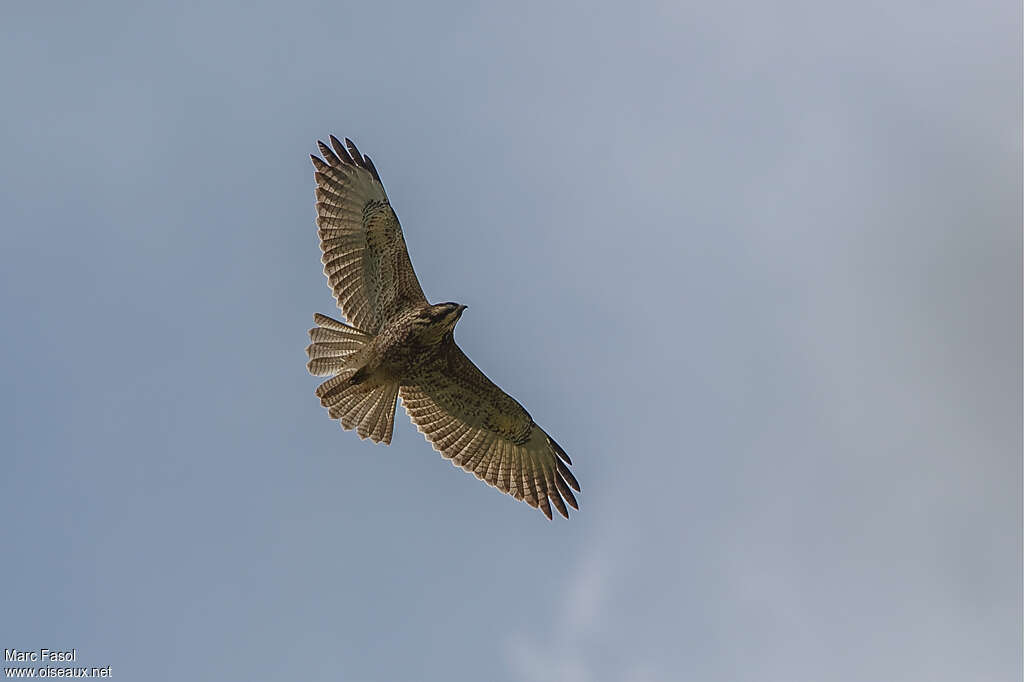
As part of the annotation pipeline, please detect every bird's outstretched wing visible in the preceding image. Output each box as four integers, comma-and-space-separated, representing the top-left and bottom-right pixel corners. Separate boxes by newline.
399, 339, 581, 519
311, 136, 427, 334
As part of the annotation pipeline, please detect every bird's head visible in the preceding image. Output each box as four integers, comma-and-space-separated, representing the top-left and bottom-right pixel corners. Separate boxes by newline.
432, 301, 467, 329
415, 302, 467, 344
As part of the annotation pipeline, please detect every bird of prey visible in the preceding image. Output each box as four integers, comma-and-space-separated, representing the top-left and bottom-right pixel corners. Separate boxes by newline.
305, 135, 580, 519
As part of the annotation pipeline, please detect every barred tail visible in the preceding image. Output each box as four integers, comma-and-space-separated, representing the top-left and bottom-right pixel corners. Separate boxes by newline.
306, 313, 398, 445
306, 313, 369, 377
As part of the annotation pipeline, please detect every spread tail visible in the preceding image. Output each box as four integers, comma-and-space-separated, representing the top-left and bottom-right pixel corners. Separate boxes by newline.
306, 313, 398, 444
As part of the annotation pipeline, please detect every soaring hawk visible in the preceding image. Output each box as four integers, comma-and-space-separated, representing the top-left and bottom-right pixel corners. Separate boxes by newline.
306, 135, 580, 519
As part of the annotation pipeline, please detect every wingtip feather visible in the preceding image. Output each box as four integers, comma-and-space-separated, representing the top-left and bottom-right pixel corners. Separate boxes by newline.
549, 491, 569, 519
557, 476, 579, 510
556, 459, 580, 492
317, 140, 341, 165
329, 135, 355, 164
345, 138, 368, 169
548, 435, 572, 465
363, 155, 382, 183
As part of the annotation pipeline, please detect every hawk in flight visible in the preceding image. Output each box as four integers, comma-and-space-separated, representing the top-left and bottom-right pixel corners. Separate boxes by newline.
306, 135, 580, 519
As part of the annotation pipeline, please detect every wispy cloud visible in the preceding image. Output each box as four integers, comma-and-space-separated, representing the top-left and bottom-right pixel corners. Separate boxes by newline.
504, 546, 619, 682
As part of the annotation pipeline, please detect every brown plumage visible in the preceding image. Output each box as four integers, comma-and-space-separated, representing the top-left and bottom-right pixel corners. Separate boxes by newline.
306, 135, 580, 519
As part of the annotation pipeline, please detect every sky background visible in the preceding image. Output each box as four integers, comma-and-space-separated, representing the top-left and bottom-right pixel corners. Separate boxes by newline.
1, 2, 1020, 681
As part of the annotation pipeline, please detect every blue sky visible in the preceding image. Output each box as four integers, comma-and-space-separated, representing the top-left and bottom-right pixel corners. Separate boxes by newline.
1, 2, 1020, 680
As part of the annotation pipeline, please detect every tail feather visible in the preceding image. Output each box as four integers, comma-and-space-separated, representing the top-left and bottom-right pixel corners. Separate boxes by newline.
307, 313, 398, 445
312, 312, 361, 333
307, 356, 352, 376
369, 388, 399, 443
306, 313, 370, 377
326, 383, 365, 419
343, 389, 379, 430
